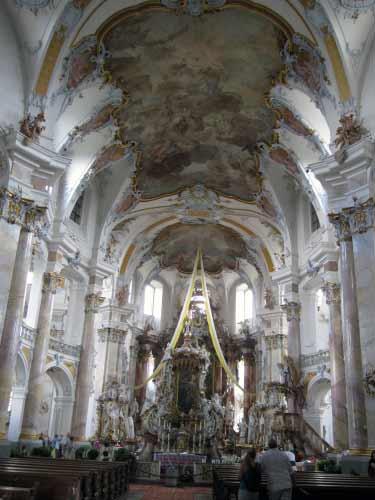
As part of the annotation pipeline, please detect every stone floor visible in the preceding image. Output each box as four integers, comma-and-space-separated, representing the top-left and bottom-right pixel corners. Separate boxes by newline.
126, 483, 213, 499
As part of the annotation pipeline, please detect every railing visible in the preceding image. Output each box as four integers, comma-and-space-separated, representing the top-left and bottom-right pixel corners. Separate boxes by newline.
301, 349, 330, 368
274, 412, 332, 455
48, 338, 81, 359
20, 323, 36, 343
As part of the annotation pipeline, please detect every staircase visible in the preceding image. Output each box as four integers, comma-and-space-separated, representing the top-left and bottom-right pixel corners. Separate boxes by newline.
272, 411, 333, 456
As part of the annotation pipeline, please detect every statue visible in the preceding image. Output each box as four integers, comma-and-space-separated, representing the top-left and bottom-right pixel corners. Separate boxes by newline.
264, 288, 275, 310
116, 285, 129, 306
335, 113, 366, 151
20, 112, 46, 143
247, 411, 256, 443
239, 417, 248, 443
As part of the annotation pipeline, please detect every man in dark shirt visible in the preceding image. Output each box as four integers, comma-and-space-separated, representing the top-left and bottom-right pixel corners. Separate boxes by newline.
261, 439, 295, 500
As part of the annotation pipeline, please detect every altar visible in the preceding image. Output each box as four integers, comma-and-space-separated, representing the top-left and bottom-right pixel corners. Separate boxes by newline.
153, 452, 207, 465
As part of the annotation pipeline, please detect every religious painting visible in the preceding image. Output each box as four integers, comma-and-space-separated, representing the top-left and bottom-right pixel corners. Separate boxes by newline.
103, 7, 287, 200
91, 143, 130, 174
151, 223, 248, 274
64, 37, 97, 91
269, 145, 299, 176
74, 103, 118, 138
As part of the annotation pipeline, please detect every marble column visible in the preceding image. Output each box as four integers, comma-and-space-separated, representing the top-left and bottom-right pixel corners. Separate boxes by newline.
329, 211, 368, 450
281, 301, 301, 413
0, 227, 34, 438
214, 362, 223, 395
135, 344, 151, 411
21, 272, 65, 439
127, 339, 139, 403
243, 350, 254, 422
323, 281, 349, 450
71, 292, 104, 441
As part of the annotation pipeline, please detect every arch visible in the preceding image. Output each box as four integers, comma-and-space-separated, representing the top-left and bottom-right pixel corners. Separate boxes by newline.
45, 363, 74, 398
305, 374, 333, 444
44, 363, 75, 437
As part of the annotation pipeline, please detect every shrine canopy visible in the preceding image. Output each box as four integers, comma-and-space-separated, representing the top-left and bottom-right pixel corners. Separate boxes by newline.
135, 249, 244, 391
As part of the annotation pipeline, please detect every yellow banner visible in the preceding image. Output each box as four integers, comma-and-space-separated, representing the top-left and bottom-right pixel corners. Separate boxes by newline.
134, 249, 200, 390
199, 253, 244, 392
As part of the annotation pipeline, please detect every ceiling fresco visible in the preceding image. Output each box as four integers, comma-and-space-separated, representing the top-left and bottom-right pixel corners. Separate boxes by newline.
151, 223, 250, 274
103, 7, 287, 200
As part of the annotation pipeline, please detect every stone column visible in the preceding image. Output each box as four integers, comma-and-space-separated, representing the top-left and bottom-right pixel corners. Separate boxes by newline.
214, 362, 223, 395
0, 227, 34, 438
329, 211, 368, 450
322, 281, 349, 450
71, 292, 104, 441
127, 338, 139, 402
281, 301, 301, 413
21, 272, 64, 439
243, 350, 254, 422
135, 344, 151, 411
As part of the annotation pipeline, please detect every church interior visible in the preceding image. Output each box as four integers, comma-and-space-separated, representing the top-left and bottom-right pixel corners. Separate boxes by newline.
1, 0, 375, 499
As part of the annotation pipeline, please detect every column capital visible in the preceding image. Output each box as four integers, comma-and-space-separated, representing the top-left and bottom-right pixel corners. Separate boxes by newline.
281, 300, 301, 322
329, 198, 374, 241
97, 327, 127, 344
85, 292, 104, 313
42, 272, 65, 294
322, 281, 341, 305
0, 188, 47, 232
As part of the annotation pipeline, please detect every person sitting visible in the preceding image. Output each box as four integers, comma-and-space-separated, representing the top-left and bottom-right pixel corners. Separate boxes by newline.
260, 438, 295, 500
368, 450, 375, 478
239, 448, 261, 500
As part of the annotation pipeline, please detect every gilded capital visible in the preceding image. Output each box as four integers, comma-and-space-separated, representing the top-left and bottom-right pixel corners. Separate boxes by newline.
329, 198, 374, 241
85, 292, 105, 313
42, 272, 65, 294
322, 281, 341, 305
0, 188, 46, 232
328, 212, 352, 241
281, 300, 301, 322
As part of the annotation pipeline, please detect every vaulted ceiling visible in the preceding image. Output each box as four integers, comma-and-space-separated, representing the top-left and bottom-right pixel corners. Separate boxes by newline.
3, 0, 374, 284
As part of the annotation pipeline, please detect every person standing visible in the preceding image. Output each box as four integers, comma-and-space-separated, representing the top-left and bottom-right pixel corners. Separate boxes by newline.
261, 438, 295, 500
368, 450, 375, 478
239, 448, 261, 500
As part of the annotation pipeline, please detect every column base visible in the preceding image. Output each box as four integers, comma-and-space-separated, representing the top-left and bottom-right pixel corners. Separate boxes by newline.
341, 453, 371, 474
0, 440, 12, 457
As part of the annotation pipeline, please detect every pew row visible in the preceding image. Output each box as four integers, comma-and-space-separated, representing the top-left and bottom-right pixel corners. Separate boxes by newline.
213, 464, 375, 500
0, 457, 132, 500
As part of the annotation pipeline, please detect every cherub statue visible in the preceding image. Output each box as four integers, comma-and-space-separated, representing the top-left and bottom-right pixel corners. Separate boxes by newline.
20, 112, 46, 142
335, 113, 365, 151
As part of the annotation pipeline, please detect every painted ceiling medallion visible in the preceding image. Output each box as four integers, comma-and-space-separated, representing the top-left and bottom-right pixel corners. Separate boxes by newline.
152, 223, 249, 274
15, 0, 53, 14
103, 8, 286, 201
161, 0, 226, 16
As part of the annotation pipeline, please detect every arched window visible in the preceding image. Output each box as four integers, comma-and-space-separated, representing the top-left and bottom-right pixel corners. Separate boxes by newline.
235, 283, 253, 332
144, 280, 163, 320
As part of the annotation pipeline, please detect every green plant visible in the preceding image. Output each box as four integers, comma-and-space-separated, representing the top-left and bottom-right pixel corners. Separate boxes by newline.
75, 445, 90, 459
114, 448, 132, 461
317, 459, 341, 474
87, 448, 99, 460
31, 446, 51, 457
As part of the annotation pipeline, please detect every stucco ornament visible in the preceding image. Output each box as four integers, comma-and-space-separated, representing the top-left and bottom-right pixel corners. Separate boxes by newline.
53, 36, 111, 113
281, 34, 332, 105
333, 0, 375, 20
15, 0, 53, 14
176, 184, 223, 224
161, 0, 226, 16
19, 113, 46, 144
334, 113, 367, 151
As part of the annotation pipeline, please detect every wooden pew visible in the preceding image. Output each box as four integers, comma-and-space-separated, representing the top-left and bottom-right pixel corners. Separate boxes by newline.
213, 464, 375, 500
0, 457, 131, 500
0, 486, 36, 500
